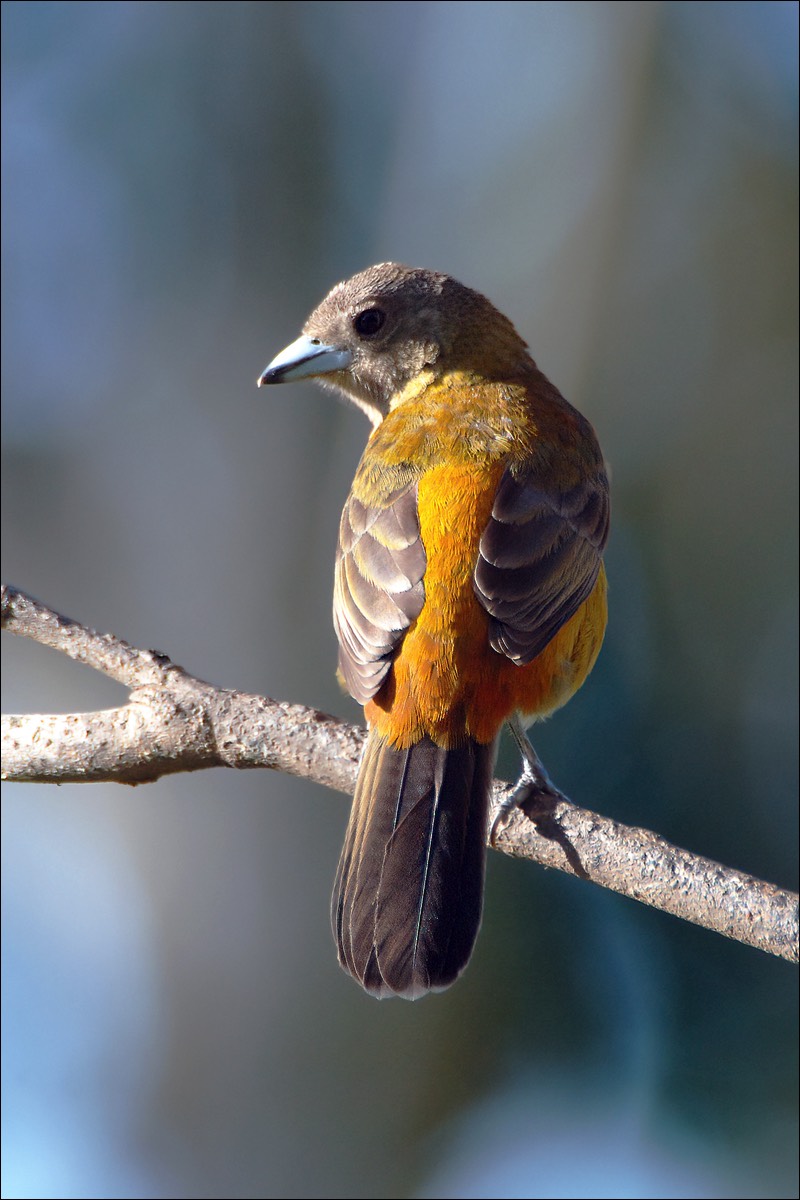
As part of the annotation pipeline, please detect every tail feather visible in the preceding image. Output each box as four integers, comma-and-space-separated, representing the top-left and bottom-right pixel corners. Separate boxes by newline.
332, 732, 496, 999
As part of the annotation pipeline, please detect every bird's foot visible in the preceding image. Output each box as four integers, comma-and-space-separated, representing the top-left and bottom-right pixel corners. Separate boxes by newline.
490, 718, 569, 845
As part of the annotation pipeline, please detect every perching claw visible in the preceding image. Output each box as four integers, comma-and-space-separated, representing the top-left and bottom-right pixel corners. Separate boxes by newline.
490, 714, 570, 845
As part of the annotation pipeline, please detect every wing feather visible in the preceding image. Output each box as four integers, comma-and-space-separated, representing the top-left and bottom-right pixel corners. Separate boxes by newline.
474, 467, 609, 664
334, 482, 426, 703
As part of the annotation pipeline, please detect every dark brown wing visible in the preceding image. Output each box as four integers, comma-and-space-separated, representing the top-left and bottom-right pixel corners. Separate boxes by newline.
334, 482, 426, 703
474, 465, 609, 664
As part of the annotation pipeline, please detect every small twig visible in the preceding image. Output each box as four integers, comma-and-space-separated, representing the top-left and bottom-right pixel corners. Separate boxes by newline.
2, 583, 797, 965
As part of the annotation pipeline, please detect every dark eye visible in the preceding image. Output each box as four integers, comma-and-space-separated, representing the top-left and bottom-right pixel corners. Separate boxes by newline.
353, 308, 385, 337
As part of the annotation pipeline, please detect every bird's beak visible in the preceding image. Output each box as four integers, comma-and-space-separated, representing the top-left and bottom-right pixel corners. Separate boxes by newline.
257, 334, 353, 387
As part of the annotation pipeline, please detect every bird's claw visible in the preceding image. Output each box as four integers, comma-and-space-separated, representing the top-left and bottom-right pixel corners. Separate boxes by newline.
490, 720, 570, 845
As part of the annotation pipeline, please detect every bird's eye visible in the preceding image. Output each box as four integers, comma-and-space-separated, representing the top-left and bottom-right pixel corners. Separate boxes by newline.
353, 308, 386, 337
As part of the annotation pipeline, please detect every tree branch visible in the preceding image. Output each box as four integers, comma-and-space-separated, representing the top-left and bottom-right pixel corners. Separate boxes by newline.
2, 583, 797, 965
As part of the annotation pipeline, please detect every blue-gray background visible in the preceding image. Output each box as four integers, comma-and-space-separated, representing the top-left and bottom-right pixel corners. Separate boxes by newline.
2, 3, 797, 1197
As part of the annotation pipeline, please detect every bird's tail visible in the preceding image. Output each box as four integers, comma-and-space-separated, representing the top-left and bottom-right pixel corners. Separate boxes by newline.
331, 730, 496, 999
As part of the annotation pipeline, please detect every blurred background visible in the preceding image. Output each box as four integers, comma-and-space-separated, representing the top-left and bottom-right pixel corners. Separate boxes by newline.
2, 2, 797, 1197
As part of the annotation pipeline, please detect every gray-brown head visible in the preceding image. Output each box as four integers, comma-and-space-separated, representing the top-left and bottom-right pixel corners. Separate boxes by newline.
258, 263, 530, 425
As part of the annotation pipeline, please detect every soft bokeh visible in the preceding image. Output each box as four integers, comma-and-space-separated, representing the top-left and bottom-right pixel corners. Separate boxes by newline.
2, 3, 797, 1198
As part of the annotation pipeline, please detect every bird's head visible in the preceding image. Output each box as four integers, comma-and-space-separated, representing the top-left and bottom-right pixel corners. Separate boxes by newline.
258, 263, 529, 425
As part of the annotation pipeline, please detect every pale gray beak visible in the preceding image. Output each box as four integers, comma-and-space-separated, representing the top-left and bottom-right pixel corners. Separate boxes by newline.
257, 334, 353, 386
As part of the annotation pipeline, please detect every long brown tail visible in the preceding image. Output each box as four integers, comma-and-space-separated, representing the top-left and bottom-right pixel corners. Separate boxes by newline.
331, 731, 496, 999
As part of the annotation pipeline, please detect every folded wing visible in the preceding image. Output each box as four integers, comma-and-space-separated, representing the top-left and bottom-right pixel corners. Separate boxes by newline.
334, 482, 426, 703
474, 464, 609, 664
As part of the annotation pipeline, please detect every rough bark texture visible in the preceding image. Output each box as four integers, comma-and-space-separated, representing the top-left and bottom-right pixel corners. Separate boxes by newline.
2, 583, 797, 965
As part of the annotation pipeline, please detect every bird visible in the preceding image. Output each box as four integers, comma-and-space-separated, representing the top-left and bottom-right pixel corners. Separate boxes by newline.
258, 263, 609, 999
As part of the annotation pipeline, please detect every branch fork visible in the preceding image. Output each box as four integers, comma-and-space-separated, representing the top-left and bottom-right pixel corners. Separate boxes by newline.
2, 583, 797, 964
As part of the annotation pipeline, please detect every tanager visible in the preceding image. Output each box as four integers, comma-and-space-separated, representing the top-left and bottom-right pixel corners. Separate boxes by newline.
258, 263, 609, 999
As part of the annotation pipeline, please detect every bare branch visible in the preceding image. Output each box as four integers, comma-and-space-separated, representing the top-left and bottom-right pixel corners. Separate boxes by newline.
2, 583, 797, 965
1, 584, 365, 792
